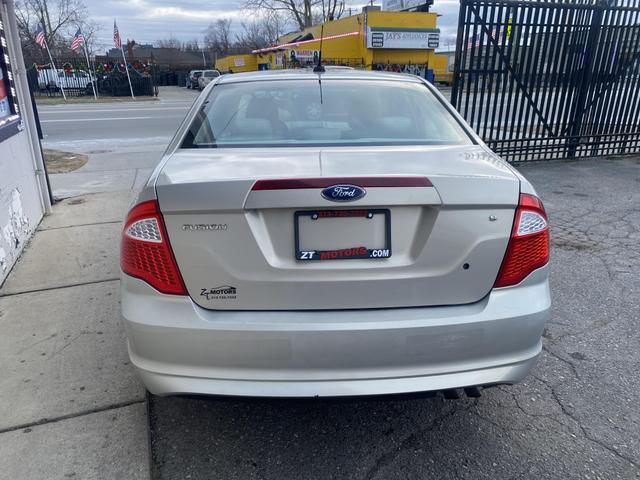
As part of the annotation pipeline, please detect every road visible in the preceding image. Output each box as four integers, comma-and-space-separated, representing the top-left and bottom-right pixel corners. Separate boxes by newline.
38, 97, 195, 151
37, 89, 197, 197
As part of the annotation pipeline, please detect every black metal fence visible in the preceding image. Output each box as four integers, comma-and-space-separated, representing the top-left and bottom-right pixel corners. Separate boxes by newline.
452, 0, 640, 162
154, 70, 190, 87
26, 57, 156, 98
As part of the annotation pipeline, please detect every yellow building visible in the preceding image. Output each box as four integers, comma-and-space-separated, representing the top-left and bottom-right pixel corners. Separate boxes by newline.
216, 7, 449, 81
214, 54, 258, 73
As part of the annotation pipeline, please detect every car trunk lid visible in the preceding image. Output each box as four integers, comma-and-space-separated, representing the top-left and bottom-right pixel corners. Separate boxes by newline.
156, 145, 520, 310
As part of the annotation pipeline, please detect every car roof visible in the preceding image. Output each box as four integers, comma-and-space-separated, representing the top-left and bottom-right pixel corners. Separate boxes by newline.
217, 69, 424, 85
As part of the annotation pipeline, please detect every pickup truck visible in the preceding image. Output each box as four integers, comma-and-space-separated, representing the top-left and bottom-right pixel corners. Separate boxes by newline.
37, 68, 95, 93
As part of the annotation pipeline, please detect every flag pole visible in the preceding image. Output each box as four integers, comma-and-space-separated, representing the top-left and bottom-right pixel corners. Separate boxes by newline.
90, 56, 98, 91
82, 43, 98, 100
200, 41, 206, 67
120, 44, 135, 99
45, 43, 66, 101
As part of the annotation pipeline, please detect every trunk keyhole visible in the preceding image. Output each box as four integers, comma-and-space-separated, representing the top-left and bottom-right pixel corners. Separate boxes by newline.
463, 263, 470, 270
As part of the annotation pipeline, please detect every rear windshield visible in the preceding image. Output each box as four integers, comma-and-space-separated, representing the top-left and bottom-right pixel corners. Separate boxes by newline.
204, 71, 219, 78
181, 79, 472, 148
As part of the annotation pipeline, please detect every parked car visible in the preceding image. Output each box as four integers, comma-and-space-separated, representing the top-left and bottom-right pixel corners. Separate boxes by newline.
197, 69, 221, 90
120, 69, 550, 399
186, 70, 203, 89
37, 68, 94, 93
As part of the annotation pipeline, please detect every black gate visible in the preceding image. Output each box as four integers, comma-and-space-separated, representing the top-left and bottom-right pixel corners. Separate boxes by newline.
452, 0, 640, 162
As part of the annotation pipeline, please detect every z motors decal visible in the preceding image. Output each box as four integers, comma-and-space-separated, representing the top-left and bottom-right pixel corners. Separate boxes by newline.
201, 285, 237, 300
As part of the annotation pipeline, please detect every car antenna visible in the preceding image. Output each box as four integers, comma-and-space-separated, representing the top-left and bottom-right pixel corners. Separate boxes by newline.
313, 24, 325, 73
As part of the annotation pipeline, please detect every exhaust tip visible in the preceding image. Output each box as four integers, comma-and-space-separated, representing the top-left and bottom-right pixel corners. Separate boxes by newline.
442, 387, 483, 399
442, 388, 462, 400
464, 386, 482, 398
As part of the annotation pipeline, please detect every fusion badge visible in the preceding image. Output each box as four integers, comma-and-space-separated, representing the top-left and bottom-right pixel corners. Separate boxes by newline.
321, 184, 366, 202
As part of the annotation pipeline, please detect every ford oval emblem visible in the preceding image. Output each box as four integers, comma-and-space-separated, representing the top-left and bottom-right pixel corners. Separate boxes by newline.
321, 184, 366, 202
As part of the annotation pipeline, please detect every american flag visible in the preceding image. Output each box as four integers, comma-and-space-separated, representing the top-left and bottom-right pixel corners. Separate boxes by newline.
113, 20, 122, 49
35, 23, 46, 49
71, 28, 84, 51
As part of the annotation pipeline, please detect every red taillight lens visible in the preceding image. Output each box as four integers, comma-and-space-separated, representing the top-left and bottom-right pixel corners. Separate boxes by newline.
120, 200, 187, 295
494, 193, 550, 288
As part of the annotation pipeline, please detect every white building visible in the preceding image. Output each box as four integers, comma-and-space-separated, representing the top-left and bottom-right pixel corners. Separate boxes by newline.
0, 0, 51, 284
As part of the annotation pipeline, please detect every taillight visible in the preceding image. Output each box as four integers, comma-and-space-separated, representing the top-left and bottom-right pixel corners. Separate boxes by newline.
120, 200, 187, 295
494, 193, 549, 288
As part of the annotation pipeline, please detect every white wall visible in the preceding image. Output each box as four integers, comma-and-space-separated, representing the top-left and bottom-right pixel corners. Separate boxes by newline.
0, 131, 45, 282
0, 0, 49, 284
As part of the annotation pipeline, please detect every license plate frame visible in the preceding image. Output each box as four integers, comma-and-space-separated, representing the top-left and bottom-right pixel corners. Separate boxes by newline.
294, 209, 392, 261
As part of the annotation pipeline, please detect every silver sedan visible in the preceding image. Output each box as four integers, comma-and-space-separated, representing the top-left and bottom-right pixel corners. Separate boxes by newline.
120, 70, 550, 398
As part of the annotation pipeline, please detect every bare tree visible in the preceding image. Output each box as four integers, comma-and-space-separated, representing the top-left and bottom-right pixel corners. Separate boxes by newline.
236, 12, 286, 51
156, 36, 184, 50
262, 11, 287, 45
16, 0, 90, 58
183, 39, 202, 52
77, 19, 100, 56
321, 0, 345, 23
235, 22, 264, 52
204, 18, 233, 58
243, 0, 344, 31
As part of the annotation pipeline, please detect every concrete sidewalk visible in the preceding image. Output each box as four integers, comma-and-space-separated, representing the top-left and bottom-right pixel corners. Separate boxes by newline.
0, 88, 192, 479
48, 145, 163, 199
0, 191, 149, 480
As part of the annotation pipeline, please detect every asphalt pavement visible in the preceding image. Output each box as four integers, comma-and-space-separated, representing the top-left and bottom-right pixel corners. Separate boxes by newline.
39, 91, 195, 151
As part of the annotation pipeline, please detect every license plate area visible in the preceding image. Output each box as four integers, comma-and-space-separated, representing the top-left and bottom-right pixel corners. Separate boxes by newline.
294, 209, 391, 261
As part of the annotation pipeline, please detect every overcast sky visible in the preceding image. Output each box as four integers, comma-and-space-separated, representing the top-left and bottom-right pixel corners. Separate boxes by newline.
88, 0, 460, 52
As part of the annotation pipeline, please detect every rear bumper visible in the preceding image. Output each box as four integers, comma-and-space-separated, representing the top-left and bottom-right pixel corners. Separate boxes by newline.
121, 266, 550, 397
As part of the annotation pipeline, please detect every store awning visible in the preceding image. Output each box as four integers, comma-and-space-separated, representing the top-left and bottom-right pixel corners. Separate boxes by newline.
251, 31, 360, 54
